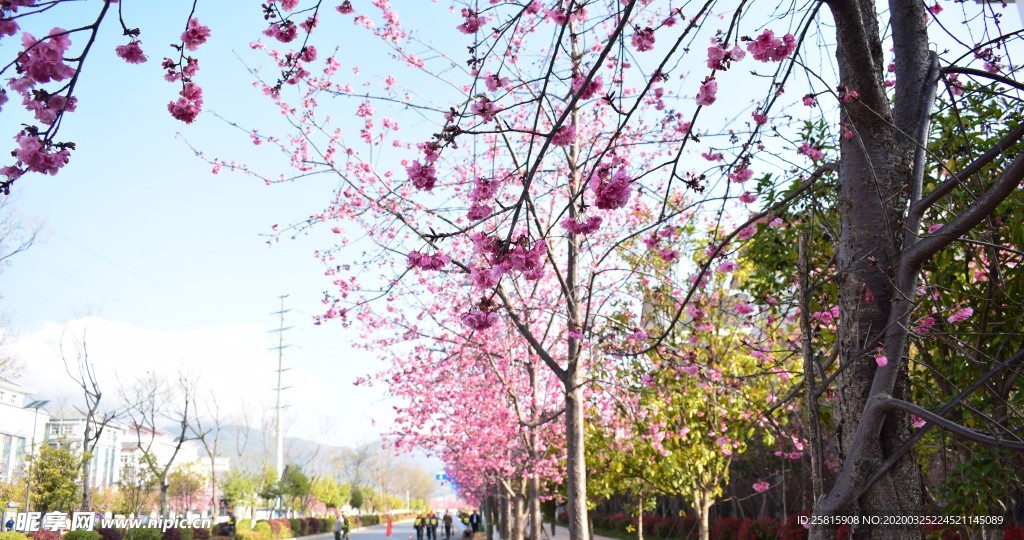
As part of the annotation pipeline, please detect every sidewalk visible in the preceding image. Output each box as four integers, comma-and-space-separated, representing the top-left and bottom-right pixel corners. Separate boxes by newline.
530, 524, 619, 540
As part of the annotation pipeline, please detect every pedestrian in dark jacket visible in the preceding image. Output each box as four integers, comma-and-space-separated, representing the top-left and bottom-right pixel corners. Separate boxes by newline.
415, 514, 425, 540
469, 511, 481, 534
443, 511, 453, 540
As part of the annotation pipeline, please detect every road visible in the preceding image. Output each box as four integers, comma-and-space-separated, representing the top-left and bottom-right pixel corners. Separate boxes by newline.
309, 521, 470, 540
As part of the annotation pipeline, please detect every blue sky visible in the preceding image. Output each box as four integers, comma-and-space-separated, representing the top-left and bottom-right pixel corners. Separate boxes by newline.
1, 0, 459, 447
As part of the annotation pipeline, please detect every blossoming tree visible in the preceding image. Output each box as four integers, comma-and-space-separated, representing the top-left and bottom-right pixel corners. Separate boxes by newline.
4, 1, 1024, 538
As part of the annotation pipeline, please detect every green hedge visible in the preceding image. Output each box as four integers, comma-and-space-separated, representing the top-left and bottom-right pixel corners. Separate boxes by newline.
125, 528, 163, 540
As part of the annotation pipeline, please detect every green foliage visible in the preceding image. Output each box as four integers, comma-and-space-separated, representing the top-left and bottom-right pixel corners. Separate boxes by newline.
0, 532, 31, 540
278, 464, 310, 511
348, 486, 363, 510
168, 462, 207, 513
30, 442, 82, 513
65, 531, 101, 540
311, 477, 350, 510
118, 456, 159, 515
124, 528, 162, 540
220, 470, 258, 509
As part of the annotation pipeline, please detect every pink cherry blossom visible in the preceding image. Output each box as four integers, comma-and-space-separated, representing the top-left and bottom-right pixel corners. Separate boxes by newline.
484, 72, 508, 92
115, 41, 147, 64
461, 308, 498, 331
696, 77, 717, 106
874, 353, 888, 367
471, 97, 500, 122
738, 224, 757, 240
929, 2, 942, 14
768, 217, 784, 228
264, 21, 298, 43
927, 223, 943, 234
551, 124, 576, 146
706, 43, 745, 70
337, 1, 354, 14
728, 165, 753, 184
407, 160, 437, 191
752, 112, 768, 126
23, 92, 77, 125
631, 27, 655, 52
915, 316, 936, 333
467, 204, 492, 221
716, 260, 737, 273
739, 192, 757, 204
561, 215, 602, 235
571, 72, 603, 99
802, 94, 817, 106
752, 481, 770, 493
457, 8, 485, 34
911, 415, 927, 428
18, 29, 76, 86
181, 18, 211, 51
947, 307, 973, 323
590, 169, 631, 210
798, 142, 824, 161
746, 29, 797, 62
13, 132, 69, 175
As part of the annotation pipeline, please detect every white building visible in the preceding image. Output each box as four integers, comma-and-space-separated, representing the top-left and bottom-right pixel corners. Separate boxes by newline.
45, 406, 125, 488
0, 376, 50, 483
120, 424, 201, 472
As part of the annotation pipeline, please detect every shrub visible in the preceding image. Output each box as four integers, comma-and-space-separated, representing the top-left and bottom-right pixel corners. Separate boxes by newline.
27, 531, 61, 540
179, 528, 194, 540
1004, 526, 1024, 540
125, 528, 163, 540
192, 530, 211, 540
710, 518, 747, 540
67, 531, 102, 540
0, 532, 31, 540
738, 518, 780, 540
923, 525, 963, 540
211, 523, 233, 537
162, 527, 182, 540
288, 519, 301, 537
673, 515, 699, 540
97, 528, 126, 540
777, 513, 809, 540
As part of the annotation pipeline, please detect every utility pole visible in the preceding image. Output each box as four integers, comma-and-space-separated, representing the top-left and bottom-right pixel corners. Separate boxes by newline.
270, 295, 291, 514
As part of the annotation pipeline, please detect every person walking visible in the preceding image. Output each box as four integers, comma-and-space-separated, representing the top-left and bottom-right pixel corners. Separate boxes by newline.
333, 514, 344, 540
431, 513, 440, 540
469, 511, 481, 534
443, 511, 453, 540
385, 514, 393, 540
426, 513, 437, 540
414, 514, 425, 540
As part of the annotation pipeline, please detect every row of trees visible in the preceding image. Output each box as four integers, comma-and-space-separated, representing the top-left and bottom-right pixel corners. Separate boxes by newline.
2, 1, 1022, 540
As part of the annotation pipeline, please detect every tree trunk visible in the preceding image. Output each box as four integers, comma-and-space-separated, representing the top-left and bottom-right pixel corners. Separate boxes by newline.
512, 488, 525, 540
501, 491, 512, 540
563, 378, 589, 540
635, 493, 643, 540
81, 421, 92, 512
160, 481, 169, 517
808, 0, 929, 536
693, 492, 713, 540
528, 474, 541, 540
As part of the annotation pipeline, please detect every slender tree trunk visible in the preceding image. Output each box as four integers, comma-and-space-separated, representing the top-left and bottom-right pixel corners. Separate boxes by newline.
81, 420, 92, 512
635, 493, 643, 540
693, 492, 713, 540
501, 491, 512, 540
528, 474, 541, 540
512, 487, 526, 540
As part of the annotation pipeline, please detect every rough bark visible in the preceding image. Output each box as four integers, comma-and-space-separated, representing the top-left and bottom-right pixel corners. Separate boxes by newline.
813, 0, 930, 534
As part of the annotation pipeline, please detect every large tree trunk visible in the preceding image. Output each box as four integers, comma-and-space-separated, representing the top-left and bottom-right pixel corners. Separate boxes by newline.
812, 0, 931, 535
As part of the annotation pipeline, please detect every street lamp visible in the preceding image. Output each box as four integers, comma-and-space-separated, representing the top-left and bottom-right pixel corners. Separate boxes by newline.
23, 400, 49, 514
